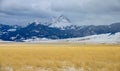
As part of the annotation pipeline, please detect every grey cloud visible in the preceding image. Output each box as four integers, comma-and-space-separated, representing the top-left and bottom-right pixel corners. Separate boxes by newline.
0, 0, 120, 25
52, 0, 120, 14
0, 0, 57, 17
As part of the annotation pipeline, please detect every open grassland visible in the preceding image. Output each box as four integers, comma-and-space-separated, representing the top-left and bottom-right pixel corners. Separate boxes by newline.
0, 43, 120, 71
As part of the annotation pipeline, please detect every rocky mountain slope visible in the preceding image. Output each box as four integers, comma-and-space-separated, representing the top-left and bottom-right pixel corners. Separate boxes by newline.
0, 15, 120, 42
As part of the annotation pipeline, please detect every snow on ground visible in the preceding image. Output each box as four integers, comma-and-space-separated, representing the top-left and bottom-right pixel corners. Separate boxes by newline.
0, 32, 120, 44
23, 32, 120, 44
23, 38, 59, 43
62, 32, 120, 44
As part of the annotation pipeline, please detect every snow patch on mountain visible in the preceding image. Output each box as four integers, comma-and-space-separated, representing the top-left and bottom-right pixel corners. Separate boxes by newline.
8, 29, 16, 32
34, 19, 40, 25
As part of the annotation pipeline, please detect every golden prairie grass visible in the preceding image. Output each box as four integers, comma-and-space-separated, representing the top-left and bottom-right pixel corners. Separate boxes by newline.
0, 43, 120, 71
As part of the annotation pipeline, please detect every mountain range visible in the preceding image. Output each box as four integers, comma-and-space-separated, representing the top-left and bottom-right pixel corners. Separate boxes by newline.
0, 15, 120, 42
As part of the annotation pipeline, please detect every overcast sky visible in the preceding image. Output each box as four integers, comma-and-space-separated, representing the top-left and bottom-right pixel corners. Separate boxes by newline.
0, 0, 120, 26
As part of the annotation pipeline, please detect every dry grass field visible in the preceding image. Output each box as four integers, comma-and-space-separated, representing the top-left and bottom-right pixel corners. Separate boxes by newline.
0, 43, 120, 71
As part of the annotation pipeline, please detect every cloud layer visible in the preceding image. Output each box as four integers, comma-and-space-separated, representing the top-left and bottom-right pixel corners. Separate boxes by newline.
0, 0, 120, 25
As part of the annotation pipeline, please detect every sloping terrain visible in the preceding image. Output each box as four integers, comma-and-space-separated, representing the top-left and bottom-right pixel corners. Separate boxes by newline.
62, 32, 120, 44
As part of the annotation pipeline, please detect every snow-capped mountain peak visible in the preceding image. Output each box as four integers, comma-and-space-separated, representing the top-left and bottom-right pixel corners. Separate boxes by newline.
27, 15, 72, 29
57, 15, 71, 22
34, 19, 40, 25
50, 15, 72, 29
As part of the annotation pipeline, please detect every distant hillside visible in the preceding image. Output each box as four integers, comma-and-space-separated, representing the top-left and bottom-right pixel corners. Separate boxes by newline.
0, 15, 120, 42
